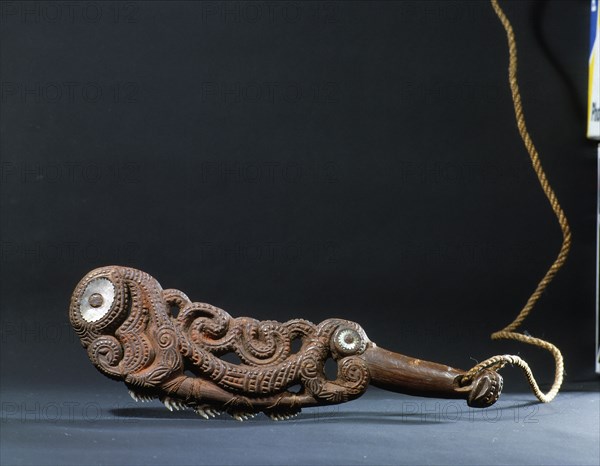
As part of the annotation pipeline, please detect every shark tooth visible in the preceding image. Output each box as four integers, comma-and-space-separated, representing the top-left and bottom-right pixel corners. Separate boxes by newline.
267, 412, 295, 421
194, 407, 210, 419
176, 401, 187, 410
231, 411, 254, 421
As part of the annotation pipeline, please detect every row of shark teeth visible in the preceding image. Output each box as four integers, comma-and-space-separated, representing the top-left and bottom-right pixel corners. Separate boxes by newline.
194, 406, 221, 419
127, 389, 298, 421
267, 412, 299, 421
162, 397, 187, 411
230, 412, 257, 422
128, 390, 154, 402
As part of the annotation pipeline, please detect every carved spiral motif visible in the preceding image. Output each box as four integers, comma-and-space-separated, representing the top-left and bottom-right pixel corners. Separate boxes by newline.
176, 305, 312, 368
235, 320, 290, 365
157, 328, 178, 350
338, 357, 370, 392
88, 336, 124, 379
178, 303, 236, 350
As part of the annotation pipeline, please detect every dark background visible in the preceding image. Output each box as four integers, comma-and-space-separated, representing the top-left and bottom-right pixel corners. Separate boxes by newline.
0, 0, 597, 412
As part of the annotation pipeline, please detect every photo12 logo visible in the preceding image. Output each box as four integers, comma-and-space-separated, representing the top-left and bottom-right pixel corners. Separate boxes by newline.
1, 401, 140, 423
0, 161, 142, 184
199, 81, 340, 104
0, 2, 139, 24
200, 1, 343, 25
0, 81, 140, 104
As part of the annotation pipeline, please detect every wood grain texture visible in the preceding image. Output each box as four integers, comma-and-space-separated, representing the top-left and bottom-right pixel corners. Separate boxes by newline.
69, 266, 502, 420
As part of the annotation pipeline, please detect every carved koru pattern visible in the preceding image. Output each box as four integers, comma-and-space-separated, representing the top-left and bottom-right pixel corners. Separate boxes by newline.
70, 266, 503, 421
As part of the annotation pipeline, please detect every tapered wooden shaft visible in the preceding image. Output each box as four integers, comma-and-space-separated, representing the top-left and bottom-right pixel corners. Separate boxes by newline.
363, 345, 502, 408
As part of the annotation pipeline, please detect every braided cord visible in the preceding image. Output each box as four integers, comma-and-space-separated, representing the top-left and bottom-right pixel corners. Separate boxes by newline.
461, 0, 570, 403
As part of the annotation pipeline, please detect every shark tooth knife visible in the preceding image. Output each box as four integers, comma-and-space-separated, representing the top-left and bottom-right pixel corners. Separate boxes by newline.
69, 266, 502, 421
68, 0, 571, 421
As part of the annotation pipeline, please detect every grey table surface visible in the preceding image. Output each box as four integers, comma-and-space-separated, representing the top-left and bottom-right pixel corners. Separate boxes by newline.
1, 381, 598, 466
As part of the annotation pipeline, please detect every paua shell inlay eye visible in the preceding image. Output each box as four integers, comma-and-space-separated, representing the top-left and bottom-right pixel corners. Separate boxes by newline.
334, 328, 364, 355
80, 278, 115, 323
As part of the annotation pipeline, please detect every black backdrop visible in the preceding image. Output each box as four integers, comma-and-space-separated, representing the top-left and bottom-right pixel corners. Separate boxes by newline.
0, 0, 597, 396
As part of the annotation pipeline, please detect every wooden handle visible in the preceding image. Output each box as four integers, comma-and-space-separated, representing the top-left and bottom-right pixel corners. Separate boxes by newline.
363, 345, 503, 408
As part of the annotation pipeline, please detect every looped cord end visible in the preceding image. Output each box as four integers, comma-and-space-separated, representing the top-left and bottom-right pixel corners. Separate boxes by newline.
465, 0, 570, 404
461, 333, 564, 403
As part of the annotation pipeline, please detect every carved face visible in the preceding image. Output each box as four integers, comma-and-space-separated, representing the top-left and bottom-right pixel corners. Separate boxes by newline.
69, 266, 178, 383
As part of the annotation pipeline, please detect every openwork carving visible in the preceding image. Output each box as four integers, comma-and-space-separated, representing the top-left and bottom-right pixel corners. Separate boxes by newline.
70, 266, 503, 420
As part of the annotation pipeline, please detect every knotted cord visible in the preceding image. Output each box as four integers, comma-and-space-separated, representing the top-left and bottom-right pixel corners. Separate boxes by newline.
460, 0, 570, 403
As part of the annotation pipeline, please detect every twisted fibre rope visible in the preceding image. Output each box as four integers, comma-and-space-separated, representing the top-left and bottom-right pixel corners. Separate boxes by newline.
461, 0, 570, 403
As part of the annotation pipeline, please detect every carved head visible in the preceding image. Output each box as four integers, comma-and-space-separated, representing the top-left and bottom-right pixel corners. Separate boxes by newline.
69, 266, 175, 382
